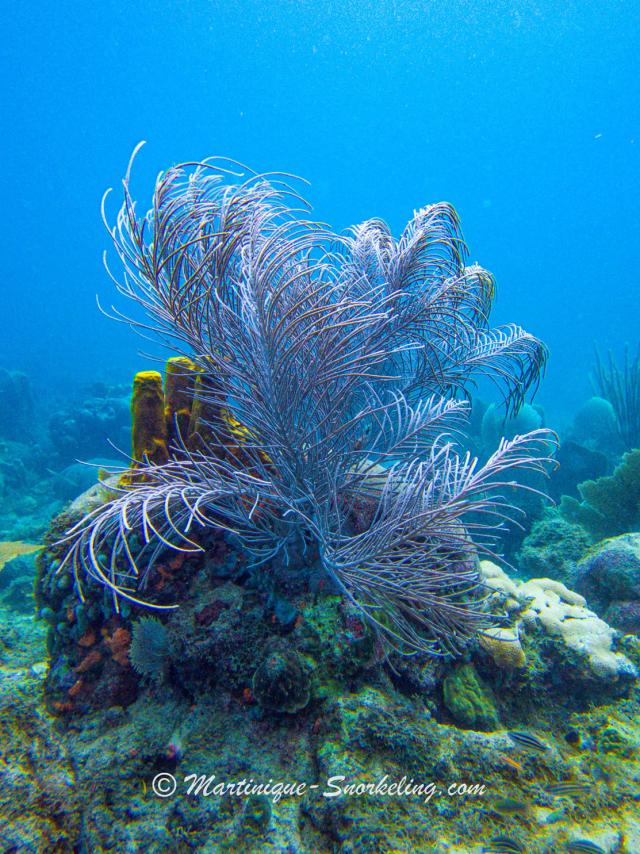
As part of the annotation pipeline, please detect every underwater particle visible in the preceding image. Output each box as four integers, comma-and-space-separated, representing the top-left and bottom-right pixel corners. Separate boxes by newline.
251, 648, 311, 713
566, 841, 605, 854
483, 836, 525, 853
442, 663, 500, 731
129, 617, 169, 682
507, 731, 549, 753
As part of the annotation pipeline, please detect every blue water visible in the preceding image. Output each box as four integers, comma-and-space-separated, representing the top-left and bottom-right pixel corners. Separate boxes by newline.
2, 0, 639, 420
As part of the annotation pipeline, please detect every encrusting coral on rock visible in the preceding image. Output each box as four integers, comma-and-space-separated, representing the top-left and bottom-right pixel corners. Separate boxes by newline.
478, 625, 526, 670
480, 560, 637, 686
442, 662, 501, 730
574, 532, 640, 636
517, 508, 590, 583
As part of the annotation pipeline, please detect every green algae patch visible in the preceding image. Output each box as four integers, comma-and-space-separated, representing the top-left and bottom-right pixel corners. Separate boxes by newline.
443, 663, 500, 731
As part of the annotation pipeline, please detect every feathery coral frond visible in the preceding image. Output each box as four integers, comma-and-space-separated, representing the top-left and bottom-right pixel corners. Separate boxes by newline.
59, 146, 552, 656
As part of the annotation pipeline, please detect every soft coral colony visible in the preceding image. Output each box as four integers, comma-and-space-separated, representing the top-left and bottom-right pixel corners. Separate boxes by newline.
57, 143, 552, 657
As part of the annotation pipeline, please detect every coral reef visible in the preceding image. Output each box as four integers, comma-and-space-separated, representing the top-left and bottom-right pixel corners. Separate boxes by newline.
0, 433, 62, 541
481, 401, 544, 448
548, 439, 608, 501
15, 153, 640, 852
603, 599, 640, 636
252, 646, 311, 713
0, 552, 39, 613
573, 533, 640, 638
48, 382, 130, 463
4, 580, 640, 851
560, 449, 640, 540
568, 395, 621, 456
12, 417, 640, 851
480, 560, 637, 689
0, 611, 81, 850
575, 533, 640, 610
478, 626, 526, 669
0, 372, 134, 547
518, 509, 591, 583
593, 345, 640, 450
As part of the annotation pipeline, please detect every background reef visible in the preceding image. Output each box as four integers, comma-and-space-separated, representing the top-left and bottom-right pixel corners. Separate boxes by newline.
2, 351, 640, 852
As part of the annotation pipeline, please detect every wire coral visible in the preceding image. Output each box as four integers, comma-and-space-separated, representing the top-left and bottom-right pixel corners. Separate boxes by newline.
56, 143, 552, 656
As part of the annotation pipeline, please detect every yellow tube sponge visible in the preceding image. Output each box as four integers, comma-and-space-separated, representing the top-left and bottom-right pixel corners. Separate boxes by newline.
186, 374, 218, 452
164, 356, 199, 444
131, 371, 168, 465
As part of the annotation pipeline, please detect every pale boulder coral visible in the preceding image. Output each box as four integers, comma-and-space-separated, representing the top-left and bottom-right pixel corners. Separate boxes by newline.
480, 561, 637, 683
480, 560, 520, 603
